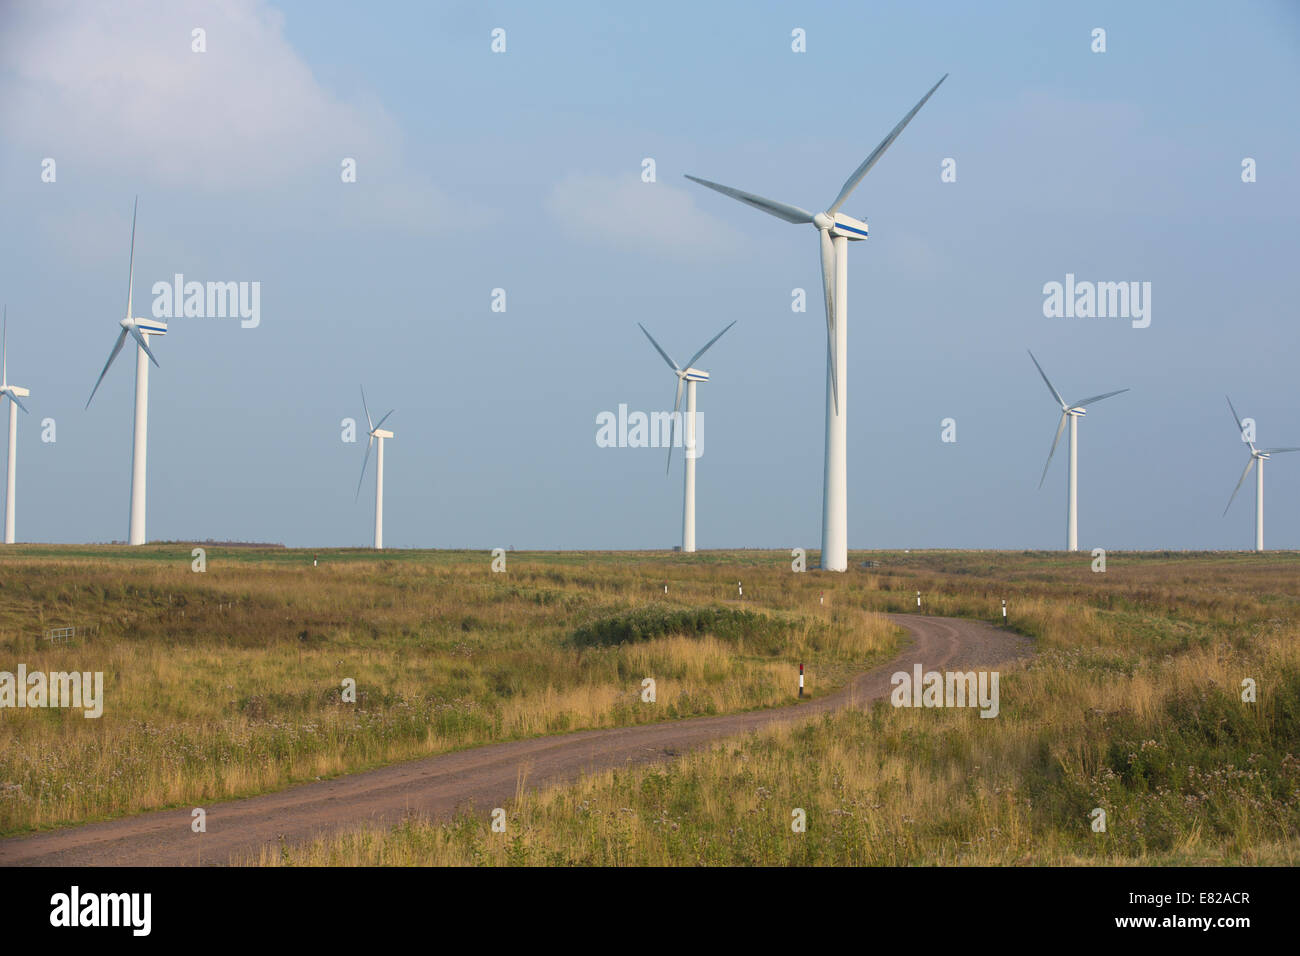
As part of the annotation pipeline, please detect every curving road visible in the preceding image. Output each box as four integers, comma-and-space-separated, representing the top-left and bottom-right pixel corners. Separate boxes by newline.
0, 614, 1032, 866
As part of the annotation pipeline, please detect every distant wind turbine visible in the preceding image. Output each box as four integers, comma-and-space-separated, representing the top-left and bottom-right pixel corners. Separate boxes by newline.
2, 308, 31, 544
686, 75, 948, 571
355, 386, 394, 550
86, 198, 168, 546
1028, 350, 1129, 551
1224, 395, 1299, 552
638, 320, 735, 553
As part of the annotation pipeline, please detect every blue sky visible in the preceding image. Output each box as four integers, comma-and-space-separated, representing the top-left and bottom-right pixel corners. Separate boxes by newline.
1, 0, 1298, 550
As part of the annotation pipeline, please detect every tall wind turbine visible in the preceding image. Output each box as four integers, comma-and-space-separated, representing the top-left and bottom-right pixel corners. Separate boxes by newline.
355, 387, 394, 550
1028, 350, 1129, 551
1224, 395, 1299, 552
2, 308, 31, 544
638, 320, 735, 553
686, 75, 948, 571
86, 198, 168, 545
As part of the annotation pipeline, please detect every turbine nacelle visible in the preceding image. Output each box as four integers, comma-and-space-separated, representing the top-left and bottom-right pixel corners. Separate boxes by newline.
681, 368, 709, 383
1, 386, 30, 399
119, 317, 168, 336
830, 212, 869, 241
371, 428, 394, 440
812, 211, 869, 240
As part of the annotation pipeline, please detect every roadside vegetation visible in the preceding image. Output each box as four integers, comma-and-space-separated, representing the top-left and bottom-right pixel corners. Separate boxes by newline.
4, 547, 1297, 865
0, 546, 894, 833
257, 550, 1300, 865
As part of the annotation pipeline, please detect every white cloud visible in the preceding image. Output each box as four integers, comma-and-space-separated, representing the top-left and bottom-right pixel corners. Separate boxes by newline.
0, 0, 468, 231
546, 172, 744, 260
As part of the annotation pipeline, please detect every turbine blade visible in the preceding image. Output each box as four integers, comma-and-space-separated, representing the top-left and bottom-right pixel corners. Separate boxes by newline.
128, 325, 159, 367
3, 305, 7, 388
638, 323, 680, 372
126, 196, 138, 321
667, 377, 683, 474
356, 435, 374, 501
373, 409, 394, 432
827, 74, 948, 215
1222, 395, 1242, 431
683, 175, 814, 224
1224, 456, 1256, 515
86, 328, 129, 408
684, 320, 736, 371
1073, 388, 1129, 408
1039, 411, 1068, 489
1027, 350, 1066, 409
1225, 394, 1254, 449
360, 386, 373, 433
1261, 447, 1300, 454
819, 228, 839, 414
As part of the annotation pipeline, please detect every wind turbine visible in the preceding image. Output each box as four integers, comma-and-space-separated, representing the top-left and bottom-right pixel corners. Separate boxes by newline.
2, 308, 31, 544
1028, 350, 1129, 551
686, 75, 948, 571
1224, 396, 1299, 552
355, 386, 394, 550
86, 198, 168, 546
637, 320, 735, 553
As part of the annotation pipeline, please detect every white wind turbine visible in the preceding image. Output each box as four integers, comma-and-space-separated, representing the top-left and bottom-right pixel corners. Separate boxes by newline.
1224, 395, 1299, 552
638, 320, 736, 553
86, 198, 168, 546
355, 386, 394, 550
1028, 350, 1129, 551
2, 308, 31, 544
686, 75, 947, 571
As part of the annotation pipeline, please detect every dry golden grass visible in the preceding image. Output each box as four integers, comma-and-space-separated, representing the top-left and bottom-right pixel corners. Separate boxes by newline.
0, 546, 896, 833
245, 549, 1300, 866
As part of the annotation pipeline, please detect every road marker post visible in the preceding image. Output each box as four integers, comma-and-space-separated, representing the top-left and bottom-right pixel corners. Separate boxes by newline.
916, 590, 921, 609
1002, 599, 1007, 625
798, 662, 805, 699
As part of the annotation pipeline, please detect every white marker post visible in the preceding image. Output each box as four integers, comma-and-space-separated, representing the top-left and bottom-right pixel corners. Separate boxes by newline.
798, 662, 805, 699
1002, 599, 1007, 625
916, 590, 921, 609
738, 581, 743, 598
819, 591, 824, 606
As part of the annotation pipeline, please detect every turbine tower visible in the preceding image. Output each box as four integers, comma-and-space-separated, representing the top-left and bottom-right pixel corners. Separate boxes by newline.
686, 75, 947, 571
1224, 396, 1299, 552
355, 386, 394, 550
1, 309, 31, 544
86, 198, 168, 546
1028, 351, 1129, 551
638, 320, 735, 553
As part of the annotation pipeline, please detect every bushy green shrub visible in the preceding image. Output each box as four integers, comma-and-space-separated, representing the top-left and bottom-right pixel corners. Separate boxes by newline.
571, 606, 798, 655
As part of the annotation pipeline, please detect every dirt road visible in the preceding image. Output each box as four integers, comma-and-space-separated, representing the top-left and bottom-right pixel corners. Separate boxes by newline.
0, 614, 1031, 866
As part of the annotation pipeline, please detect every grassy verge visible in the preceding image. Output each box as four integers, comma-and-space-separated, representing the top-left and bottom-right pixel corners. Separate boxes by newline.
0, 547, 897, 833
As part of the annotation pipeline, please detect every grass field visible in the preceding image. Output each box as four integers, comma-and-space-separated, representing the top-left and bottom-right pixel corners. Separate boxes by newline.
3, 546, 1299, 865
0, 545, 896, 834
